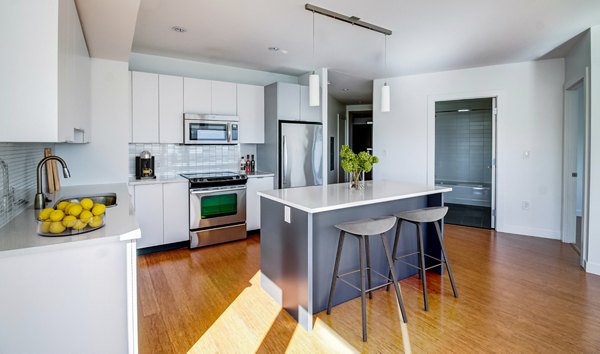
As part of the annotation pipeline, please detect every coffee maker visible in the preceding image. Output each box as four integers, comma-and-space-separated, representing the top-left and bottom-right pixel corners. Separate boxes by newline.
135, 151, 156, 179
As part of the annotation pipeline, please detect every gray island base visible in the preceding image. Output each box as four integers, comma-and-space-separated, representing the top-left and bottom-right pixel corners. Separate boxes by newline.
258, 180, 452, 330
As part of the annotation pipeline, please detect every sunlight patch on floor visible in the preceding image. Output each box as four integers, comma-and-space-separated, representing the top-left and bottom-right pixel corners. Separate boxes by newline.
187, 271, 358, 353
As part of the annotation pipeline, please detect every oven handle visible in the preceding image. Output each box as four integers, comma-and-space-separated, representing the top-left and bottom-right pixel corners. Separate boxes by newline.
190, 186, 247, 195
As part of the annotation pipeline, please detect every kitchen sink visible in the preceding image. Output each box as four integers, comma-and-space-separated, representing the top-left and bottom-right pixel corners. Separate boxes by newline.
54, 193, 117, 208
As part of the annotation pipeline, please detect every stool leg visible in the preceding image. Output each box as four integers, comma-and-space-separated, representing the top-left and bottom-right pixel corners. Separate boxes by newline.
381, 233, 408, 323
365, 236, 373, 299
417, 223, 429, 311
386, 219, 402, 292
434, 221, 458, 298
359, 236, 368, 342
327, 230, 346, 315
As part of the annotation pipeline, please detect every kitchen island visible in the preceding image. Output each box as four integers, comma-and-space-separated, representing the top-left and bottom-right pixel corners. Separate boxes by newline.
258, 180, 451, 330
0, 183, 140, 354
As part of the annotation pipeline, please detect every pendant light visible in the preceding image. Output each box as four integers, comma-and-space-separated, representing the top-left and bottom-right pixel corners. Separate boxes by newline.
309, 10, 320, 107
381, 34, 390, 113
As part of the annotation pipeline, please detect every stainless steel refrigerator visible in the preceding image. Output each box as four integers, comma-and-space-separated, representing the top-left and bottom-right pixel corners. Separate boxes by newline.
280, 122, 323, 188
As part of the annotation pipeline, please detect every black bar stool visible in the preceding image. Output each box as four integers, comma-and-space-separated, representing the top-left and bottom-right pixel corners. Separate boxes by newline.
387, 206, 458, 311
326, 216, 407, 342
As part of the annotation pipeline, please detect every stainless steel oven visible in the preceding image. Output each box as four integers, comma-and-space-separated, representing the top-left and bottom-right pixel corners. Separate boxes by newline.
181, 172, 247, 248
184, 113, 239, 145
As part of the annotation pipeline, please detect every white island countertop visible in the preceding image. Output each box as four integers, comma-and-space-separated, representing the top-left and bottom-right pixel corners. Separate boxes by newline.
0, 183, 140, 255
258, 180, 452, 213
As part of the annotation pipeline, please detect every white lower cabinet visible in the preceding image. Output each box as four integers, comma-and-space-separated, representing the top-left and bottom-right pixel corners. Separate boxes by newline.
163, 182, 189, 244
134, 182, 189, 249
246, 176, 274, 231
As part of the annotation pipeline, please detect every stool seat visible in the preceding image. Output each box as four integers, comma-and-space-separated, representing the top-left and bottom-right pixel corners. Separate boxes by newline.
395, 206, 448, 223
335, 216, 397, 236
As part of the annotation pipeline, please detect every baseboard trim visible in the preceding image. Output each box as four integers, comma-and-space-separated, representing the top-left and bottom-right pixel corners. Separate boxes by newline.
585, 261, 600, 276
497, 225, 560, 240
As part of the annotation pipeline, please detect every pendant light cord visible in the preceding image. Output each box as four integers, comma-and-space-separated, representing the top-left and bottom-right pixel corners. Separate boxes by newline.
312, 10, 316, 72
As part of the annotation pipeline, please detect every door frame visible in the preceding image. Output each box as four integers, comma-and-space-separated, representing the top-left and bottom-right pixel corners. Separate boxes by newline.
427, 90, 503, 229
562, 68, 591, 268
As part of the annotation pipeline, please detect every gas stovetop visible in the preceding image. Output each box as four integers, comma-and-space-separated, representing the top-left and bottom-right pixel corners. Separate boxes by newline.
180, 171, 247, 188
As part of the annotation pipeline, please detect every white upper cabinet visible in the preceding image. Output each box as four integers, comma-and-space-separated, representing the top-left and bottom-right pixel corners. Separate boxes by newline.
131, 72, 159, 143
237, 84, 265, 144
184, 78, 212, 113
276, 83, 300, 121
159, 75, 184, 144
211, 81, 237, 115
0, 0, 90, 143
300, 85, 321, 122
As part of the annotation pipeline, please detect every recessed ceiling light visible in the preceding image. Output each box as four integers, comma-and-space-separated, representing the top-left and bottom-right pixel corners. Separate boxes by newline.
171, 26, 187, 33
458, 109, 470, 112
268, 47, 279, 51
342, 88, 350, 92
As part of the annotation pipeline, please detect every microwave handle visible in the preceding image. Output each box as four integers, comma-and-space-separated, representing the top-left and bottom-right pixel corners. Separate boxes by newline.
228, 123, 233, 142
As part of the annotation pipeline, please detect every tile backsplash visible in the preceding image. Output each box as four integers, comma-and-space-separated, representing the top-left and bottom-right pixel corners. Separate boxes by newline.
129, 144, 241, 178
0, 143, 49, 229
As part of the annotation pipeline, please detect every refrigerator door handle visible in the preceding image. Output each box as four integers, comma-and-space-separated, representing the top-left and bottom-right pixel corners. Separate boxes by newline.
282, 135, 288, 185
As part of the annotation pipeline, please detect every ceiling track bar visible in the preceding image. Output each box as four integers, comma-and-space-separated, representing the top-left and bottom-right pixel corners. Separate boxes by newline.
305, 3, 392, 36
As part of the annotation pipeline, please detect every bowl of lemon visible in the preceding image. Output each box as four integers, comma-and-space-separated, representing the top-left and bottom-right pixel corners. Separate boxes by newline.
37, 198, 106, 236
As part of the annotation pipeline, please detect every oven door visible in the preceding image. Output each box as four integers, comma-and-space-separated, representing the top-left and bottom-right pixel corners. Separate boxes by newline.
189, 186, 246, 229
184, 119, 231, 144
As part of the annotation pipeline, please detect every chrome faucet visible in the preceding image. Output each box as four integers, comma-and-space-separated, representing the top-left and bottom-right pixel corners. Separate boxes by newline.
35, 155, 71, 209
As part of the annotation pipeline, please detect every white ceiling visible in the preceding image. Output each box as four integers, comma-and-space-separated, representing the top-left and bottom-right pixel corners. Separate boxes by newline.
131, 0, 600, 81
75, 0, 141, 61
328, 71, 372, 104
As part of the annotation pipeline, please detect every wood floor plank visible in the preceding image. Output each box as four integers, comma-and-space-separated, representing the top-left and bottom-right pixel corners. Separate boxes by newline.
137, 226, 600, 353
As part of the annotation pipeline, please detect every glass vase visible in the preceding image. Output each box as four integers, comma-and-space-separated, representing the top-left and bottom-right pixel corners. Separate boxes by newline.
349, 171, 365, 189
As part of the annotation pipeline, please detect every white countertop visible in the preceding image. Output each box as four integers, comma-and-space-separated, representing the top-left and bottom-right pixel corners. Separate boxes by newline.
258, 180, 452, 213
128, 175, 188, 186
0, 183, 140, 254
246, 171, 275, 178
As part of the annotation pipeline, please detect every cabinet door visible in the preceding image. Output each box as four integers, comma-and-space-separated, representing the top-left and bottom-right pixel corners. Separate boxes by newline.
211, 81, 237, 115
300, 85, 321, 122
276, 83, 300, 120
134, 184, 164, 249
184, 78, 211, 113
132, 72, 159, 143
163, 183, 189, 244
159, 75, 184, 143
237, 84, 264, 144
246, 176, 274, 231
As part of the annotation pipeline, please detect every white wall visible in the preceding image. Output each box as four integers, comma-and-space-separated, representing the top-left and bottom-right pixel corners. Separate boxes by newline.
565, 30, 591, 88
56, 59, 130, 186
586, 26, 600, 275
129, 52, 298, 86
373, 59, 565, 239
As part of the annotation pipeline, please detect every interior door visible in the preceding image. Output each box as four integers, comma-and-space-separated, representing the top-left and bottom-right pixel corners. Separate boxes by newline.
491, 97, 497, 229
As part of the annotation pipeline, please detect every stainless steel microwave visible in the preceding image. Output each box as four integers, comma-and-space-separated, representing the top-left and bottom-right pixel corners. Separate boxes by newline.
183, 113, 239, 145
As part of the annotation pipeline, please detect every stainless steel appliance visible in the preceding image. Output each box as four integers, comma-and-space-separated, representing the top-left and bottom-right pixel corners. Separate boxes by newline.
183, 113, 239, 145
181, 172, 247, 248
135, 151, 156, 180
280, 121, 323, 188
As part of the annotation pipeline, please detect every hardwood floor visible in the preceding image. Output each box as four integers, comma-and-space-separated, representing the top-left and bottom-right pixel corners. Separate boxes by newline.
137, 226, 600, 353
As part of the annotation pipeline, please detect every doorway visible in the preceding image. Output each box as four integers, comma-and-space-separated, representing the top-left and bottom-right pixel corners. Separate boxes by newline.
562, 79, 588, 264
434, 98, 496, 229
349, 110, 373, 180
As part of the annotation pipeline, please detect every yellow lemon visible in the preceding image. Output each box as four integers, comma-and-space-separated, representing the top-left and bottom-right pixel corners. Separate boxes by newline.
88, 215, 103, 228
62, 215, 77, 228
49, 221, 66, 234
39, 221, 52, 233
91, 204, 106, 216
49, 209, 65, 222
80, 198, 94, 210
67, 204, 83, 217
79, 210, 93, 222
38, 208, 54, 221
72, 219, 87, 230
56, 201, 69, 211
